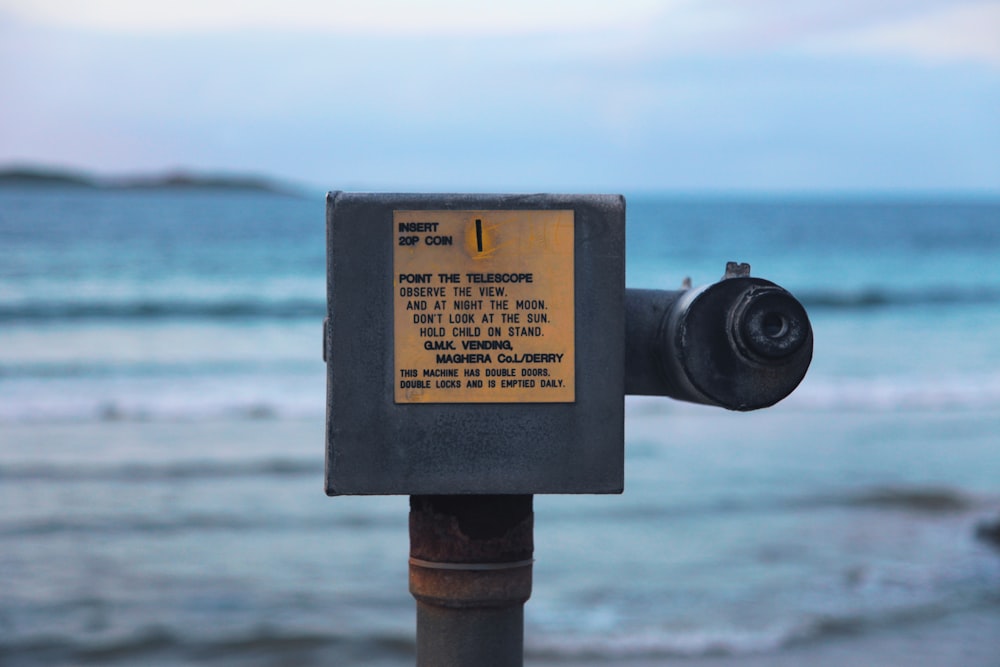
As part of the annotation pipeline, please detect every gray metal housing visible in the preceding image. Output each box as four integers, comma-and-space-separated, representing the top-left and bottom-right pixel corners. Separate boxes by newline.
325, 192, 625, 495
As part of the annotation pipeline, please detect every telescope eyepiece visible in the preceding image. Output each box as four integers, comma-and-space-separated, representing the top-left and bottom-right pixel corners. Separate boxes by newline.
732, 287, 810, 362
624, 267, 813, 410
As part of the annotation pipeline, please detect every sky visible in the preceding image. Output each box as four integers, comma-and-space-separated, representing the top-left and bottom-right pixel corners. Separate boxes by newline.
0, 0, 998, 193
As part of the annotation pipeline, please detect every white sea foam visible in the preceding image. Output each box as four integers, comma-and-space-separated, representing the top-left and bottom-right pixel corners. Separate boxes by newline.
1, 370, 1000, 424
625, 371, 1000, 417
525, 619, 832, 659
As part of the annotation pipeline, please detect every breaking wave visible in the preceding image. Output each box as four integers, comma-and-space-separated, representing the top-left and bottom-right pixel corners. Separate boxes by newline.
0, 298, 324, 323
797, 285, 1000, 311
0, 628, 414, 666
0, 458, 316, 483
4, 602, 995, 666
0, 283, 998, 325
527, 591, 1000, 661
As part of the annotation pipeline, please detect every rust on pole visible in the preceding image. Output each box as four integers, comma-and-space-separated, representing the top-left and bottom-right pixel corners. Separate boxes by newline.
409, 495, 533, 667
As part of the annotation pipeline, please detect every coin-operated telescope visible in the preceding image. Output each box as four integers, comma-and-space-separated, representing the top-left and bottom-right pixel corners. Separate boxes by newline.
324, 193, 812, 667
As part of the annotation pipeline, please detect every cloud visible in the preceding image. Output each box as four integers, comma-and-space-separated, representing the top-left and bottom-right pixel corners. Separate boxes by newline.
807, 2, 1000, 67
601, 1, 993, 61
7, 0, 993, 67
0, 0, 664, 35
1, 0, 997, 191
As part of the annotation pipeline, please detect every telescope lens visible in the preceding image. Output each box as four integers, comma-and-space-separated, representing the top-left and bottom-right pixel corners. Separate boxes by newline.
736, 290, 809, 361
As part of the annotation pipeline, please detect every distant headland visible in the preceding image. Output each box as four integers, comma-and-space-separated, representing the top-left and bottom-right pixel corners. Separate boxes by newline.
0, 164, 300, 195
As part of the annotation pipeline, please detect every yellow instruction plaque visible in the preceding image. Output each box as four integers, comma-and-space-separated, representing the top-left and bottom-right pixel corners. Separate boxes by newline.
394, 210, 574, 403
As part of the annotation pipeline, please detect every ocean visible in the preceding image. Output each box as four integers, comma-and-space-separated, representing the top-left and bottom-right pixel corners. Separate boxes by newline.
1, 187, 999, 666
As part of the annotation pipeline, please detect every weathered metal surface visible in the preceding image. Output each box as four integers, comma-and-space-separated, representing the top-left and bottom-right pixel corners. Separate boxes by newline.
415, 604, 524, 667
325, 192, 625, 496
409, 495, 533, 666
410, 565, 533, 610
723, 260, 751, 279
409, 495, 533, 563
624, 265, 813, 410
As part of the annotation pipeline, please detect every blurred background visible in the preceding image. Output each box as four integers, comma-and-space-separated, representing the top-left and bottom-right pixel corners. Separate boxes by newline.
2, 0, 999, 192
1, 2, 999, 666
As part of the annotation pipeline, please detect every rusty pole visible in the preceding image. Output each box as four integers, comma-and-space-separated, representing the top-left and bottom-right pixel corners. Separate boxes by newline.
409, 495, 534, 667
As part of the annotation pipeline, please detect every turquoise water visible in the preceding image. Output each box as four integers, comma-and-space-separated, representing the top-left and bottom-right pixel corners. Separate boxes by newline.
1, 188, 999, 665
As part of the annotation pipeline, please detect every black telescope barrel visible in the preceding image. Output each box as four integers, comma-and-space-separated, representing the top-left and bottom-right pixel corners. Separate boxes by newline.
625, 275, 813, 410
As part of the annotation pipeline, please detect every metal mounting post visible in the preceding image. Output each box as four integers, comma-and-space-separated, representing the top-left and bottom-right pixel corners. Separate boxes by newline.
409, 495, 534, 667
